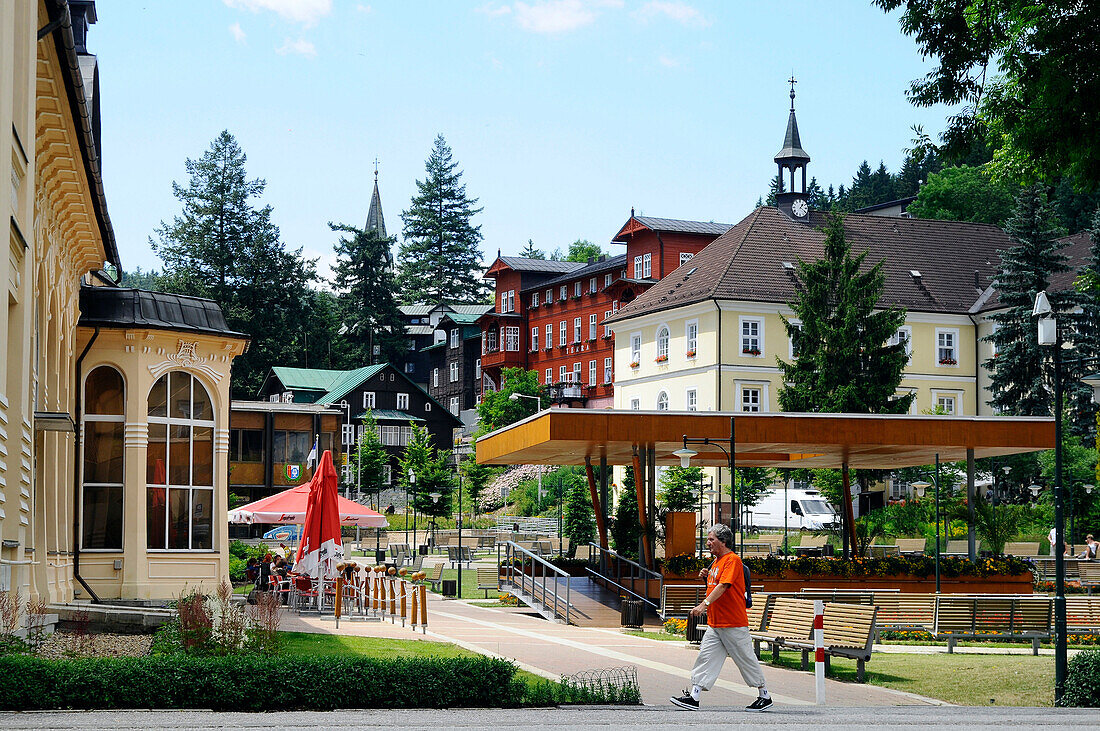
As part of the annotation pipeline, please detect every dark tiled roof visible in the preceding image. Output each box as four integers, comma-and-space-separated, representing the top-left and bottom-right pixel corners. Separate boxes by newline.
626, 216, 733, 237
78, 286, 248, 338
608, 207, 1013, 323
497, 257, 586, 274
976, 231, 1093, 313
522, 255, 628, 292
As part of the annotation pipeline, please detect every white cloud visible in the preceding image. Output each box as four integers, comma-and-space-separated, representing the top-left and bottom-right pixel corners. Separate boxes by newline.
482, 0, 622, 34
276, 37, 317, 57
634, 1, 708, 28
657, 54, 682, 68
223, 0, 332, 27
356, 4, 373, 12
229, 22, 247, 43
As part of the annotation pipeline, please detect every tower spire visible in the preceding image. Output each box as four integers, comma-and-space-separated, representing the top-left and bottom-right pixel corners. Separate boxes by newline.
365, 159, 387, 240
773, 78, 812, 222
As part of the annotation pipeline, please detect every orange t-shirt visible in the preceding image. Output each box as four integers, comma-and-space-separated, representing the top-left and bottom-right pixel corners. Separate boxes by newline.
705, 550, 748, 628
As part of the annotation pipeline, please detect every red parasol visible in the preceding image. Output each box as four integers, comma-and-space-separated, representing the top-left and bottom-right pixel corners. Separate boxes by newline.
293, 450, 344, 581
228, 478, 386, 528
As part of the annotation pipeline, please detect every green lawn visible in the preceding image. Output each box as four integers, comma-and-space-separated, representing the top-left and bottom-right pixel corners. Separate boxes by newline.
280, 631, 476, 660
429, 568, 498, 600
622, 630, 687, 642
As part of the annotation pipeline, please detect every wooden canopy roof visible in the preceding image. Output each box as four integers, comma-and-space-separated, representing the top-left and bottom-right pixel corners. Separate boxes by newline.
476, 410, 1055, 469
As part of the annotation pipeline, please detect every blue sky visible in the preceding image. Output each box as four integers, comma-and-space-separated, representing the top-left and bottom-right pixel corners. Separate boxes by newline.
92, 1, 951, 281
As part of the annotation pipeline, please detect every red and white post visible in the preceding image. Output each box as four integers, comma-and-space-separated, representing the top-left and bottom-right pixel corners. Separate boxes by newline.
814, 600, 825, 704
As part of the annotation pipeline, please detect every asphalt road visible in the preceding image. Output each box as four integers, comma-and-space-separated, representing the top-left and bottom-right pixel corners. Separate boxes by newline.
0, 706, 1094, 730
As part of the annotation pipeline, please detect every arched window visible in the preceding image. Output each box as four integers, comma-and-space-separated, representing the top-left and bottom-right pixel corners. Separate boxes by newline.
147, 372, 215, 551
82, 366, 125, 549
656, 391, 669, 411
656, 326, 670, 360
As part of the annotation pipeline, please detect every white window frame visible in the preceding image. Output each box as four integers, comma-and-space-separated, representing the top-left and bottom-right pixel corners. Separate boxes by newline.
432, 368, 439, 388
643, 253, 652, 278
739, 317, 763, 357
573, 362, 582, 382
656, 325, 670, 361
735, 380, 770, 412
633, 255, 643, 279
604, 310, 613, 338
574, 281, 582, 298
559, 320, 567, 347
603, 357, 612, 384
449, 361, 459, 382
449, 396, 460, 415
545, 323, 552, 349
686, 388, 698, 411
505, 326, 521, 352
931, 389, 963, 415
788, 320, 803, 360
450, 329, 459, 348
589, 313, 597, 340
889, 325, 913, 361
531, 326, 539, 352
424, 402, 431, 412
396, 392, 409, 410
630, 398, 640, 410
546, 368, 553, 384
741, 387, 761, 412
680, 252, 694, 266
656, 390, 669, 411
630, 333, 642, 367
589, 277, 597, 293
686, 320, 698, 357
363, 391, 376, 409
936, 327, 959, 367
531, 291, 540, 308
604, 273, 612, 288
559, 365, 568, 382
475, 359, 481, 379
506, 290, 515, 313
560, 285, 567, 300
546, 288, 553, 303
588, 360, 596, 386
573, 317, 581, 343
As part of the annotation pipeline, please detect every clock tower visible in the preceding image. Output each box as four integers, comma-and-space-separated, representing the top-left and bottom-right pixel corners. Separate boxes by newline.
774, 78, 812, 223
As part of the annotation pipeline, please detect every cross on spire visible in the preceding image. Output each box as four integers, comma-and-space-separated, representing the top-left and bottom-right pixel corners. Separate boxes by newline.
788, 75, 797, 110
373, 156, 380, 180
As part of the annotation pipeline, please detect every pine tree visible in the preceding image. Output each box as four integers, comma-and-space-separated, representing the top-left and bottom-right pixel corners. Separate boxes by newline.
611, 467, 641, 559
986, 186, 1077, 418
398, 135, 485, 305
519, 239, 545, 258
399, 423, 456, 518
805, 177, 825, 210
459, 454, 494, 518
777, 213, 913, 414
1071, 210, 1100, 442
765, 173, 785, 206
562, 475, 596, 556
330, 222, 407, 366
153, 130, 318, 397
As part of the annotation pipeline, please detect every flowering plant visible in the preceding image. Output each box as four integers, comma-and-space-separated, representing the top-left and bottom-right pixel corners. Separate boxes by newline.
686, 349, 697, 358
939, 357, 958, 365
655, 355, 668, 363
742, 347, 761, 356
630, 361, 640, 369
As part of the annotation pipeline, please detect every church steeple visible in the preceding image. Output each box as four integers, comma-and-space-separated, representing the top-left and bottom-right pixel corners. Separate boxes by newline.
366, 158, 387, 239
773, 77, 812, 223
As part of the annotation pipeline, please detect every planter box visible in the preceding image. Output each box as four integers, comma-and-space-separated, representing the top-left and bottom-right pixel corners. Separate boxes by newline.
755, 569, 1032, 594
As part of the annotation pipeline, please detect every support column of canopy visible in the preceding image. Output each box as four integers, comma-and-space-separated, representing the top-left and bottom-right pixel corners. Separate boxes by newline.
842, 463, 856, 559
632, 447, 653, 569
967, 448, 977, 561
584, 456, 608, 550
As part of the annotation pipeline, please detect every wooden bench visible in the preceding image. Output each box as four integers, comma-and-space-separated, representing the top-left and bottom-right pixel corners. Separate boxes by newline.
799, 535, 829, 549
869, 545, 900, 558
425, 563, 444, 590
1030, 557, 1083, 581
1067, 596, 1100, 635
447, 545, 473, 569
933, 595, 1051, 654
740, 542, 773, 557
1080, 562, 1100, 595
894, 538, 927, 555
661, 584, 707, 619
476, 566, 499, 598
749, 597, 816, 661
786, 603, 878, 682
795, 590, 876, 605
872, 593, 936, 633
943, 539, 979, 556
1004, 541, 1040, 557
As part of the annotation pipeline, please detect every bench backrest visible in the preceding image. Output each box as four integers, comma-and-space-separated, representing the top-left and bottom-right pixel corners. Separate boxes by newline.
822, 602, 878, 653
869, 545, 901, 558
944, 539, 976, 554
761, 597, 816, 640
1067, 596, 1100, 631
746, 594, 772, 631
476, 566, 498, 589
428, 563, 443, 581
1004, 542, 1040, 557
756, 536, 783, 547
800, 535, 828, 549
662, 584, 707, 616
1080, 562, 1100, 585
894, 538, 926, 553
796, 590, 874, 605
1011, 597, 1052, 634
872, 593, 935, 631
740, 542, 773, 556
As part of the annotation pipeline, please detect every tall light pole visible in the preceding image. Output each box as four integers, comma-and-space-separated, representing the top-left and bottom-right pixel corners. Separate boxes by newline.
510, 392, 544, 503
408, 467, 417, 551
912, 455, 942, 594
1034, 289, 1068, 702
675, 415, 738, 553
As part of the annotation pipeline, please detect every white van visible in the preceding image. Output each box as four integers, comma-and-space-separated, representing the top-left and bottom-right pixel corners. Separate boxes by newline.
748, 487, 839, 532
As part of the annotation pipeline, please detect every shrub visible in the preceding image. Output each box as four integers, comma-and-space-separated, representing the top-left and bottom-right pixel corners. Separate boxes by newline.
228, 555, 246, 583
663, 618, 687, 636
0, 654, 525, 710
1062, 648, 1100, 707
663, 553, 707, 576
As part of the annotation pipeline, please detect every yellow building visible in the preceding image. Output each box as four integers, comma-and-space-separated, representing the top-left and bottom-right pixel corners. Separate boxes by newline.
0, 1, 247, 611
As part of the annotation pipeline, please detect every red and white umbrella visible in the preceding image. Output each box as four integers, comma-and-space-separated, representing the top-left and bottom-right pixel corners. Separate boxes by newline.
227, 475, 387, 529
294, 450, 345, 581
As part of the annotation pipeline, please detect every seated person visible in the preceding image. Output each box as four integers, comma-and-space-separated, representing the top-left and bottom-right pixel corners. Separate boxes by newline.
245, 557, 259, 583
1078, 534, 1097, 560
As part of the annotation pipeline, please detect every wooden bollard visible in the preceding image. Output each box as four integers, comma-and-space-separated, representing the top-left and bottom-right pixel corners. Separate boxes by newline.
410, 583, 418, 629
400, 579, 407, 627
419, 584, 427, 634
335, 577, 343, 628
388, 578, 397, 621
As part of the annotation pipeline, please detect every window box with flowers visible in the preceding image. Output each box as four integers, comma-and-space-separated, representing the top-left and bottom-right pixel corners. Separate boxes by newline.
742, 347, 761, 356
544, 346, 554, 352
630, 361, 640, 369
686, 349, 697, 359
588, 337, 597, 343
939, 358, 958, 366
602, 334, 613, 340
655, 355, 669, 363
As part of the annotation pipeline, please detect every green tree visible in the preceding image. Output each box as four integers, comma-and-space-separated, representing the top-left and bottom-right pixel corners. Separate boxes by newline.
611, 467, 641, 559
458, 454, 495, 518
120, 267, 163, 290
330, 222, 407, 365
764, 173, 784, 206
876, 0, 1100, 190
519, 239, 545, 259
565, 239, 605, 263
562, 475, 596, 556
906, 165, 1019, 226
777, 213, 914, 414
152, 130, 318, 397
985, 186, 1078, 419
735, 467, 773, 510
658, 466, 703, 512
1073, 212, 1100, 443
476, 367, 546, 433
349, 412, 388, 504
398, 135, 486, 305
399, 423, 456, 518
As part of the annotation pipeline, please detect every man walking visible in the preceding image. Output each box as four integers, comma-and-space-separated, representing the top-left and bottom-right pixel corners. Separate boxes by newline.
671, 524, 772, 711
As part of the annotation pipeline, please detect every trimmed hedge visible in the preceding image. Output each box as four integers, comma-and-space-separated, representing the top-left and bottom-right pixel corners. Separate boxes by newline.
1062, 648, 1100, 707
0, 654, 524, 711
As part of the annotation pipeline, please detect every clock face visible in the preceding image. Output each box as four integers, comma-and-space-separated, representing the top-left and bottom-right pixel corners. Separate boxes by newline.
792, 199, 809, 217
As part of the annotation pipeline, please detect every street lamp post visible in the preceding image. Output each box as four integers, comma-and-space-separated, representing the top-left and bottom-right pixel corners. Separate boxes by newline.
1034, 290, 1068, 702
697, 473, 705, 560
675, 415, 738, 554
408, 467, 417, 551
911, 455, 942, 594
429, 492, 442, 547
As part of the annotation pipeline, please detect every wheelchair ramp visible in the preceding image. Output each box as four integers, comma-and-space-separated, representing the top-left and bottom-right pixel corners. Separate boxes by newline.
499, 575, 661, 627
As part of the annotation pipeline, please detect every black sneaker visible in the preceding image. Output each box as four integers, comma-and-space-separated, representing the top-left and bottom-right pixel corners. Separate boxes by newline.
670, 690, 699, 710
746, 696, 773, 711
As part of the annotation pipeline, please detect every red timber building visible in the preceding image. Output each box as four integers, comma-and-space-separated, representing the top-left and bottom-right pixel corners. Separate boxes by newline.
479, 213, 731, 408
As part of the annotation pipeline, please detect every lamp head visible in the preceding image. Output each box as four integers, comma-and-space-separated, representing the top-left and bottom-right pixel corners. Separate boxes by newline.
408, 468, 416, 484
1033, 291, 1052, 317
673, 447, 698, 468
911, 480, 930, 498
508, 392, 520, 401
1002, 465, 1011, 475
1028, 484, 1043, 497
1084, 484, 1095, 495
429, 492, 441, 503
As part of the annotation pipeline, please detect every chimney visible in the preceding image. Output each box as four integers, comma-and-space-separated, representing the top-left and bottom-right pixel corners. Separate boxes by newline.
587, 256, 594, 265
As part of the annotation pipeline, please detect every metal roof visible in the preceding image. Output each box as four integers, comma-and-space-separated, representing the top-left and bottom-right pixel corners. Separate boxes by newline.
78, 286, 248, 339
354, 409, 425, 423
628, 216, 733, 236
522, 254, 628, 291
269, 366, 350, 393
314, 364, 388, 404
495, 257, 586, 273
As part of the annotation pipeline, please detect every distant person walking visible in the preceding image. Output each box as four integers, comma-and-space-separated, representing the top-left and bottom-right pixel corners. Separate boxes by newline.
671, 524, 772, 712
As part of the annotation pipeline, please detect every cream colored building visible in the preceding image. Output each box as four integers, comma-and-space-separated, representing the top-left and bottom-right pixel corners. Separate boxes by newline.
1, 1, 247, 613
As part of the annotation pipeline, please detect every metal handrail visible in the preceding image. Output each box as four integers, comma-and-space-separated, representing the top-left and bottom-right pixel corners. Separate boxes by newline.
587, 543, 663, 610
497, 540, 574, 624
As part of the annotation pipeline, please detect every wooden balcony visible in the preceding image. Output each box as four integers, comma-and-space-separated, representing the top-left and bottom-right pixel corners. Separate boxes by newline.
481, 348, 527, 370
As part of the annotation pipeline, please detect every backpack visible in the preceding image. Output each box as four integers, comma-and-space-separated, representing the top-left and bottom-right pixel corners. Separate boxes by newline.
743, 562, 753, 609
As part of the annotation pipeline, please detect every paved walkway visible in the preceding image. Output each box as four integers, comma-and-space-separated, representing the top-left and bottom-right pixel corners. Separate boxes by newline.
281, 592, 940, 708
